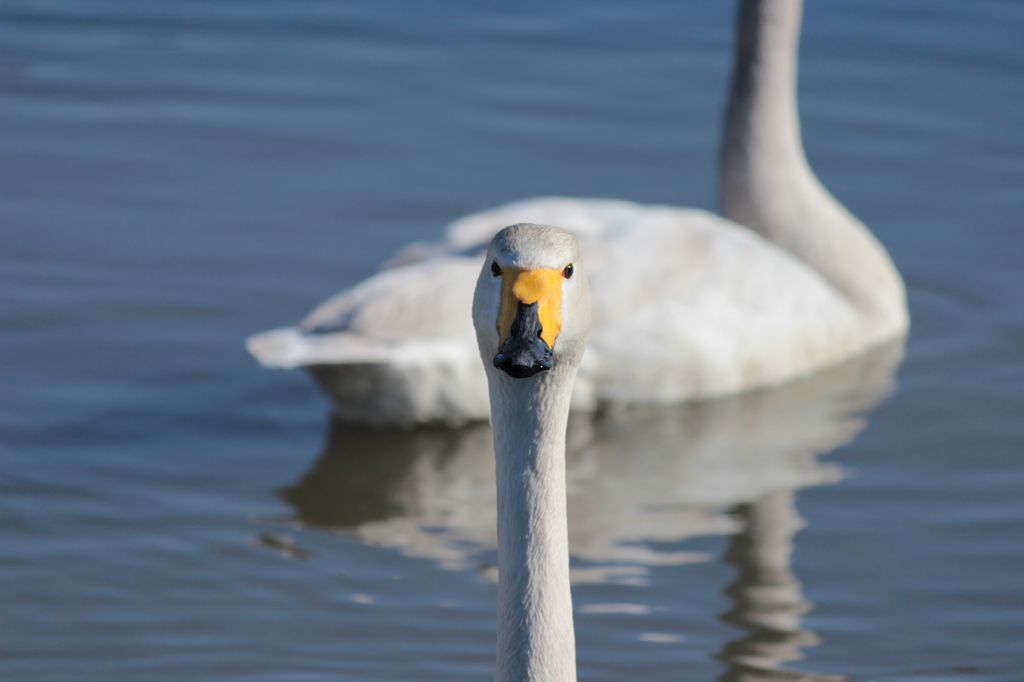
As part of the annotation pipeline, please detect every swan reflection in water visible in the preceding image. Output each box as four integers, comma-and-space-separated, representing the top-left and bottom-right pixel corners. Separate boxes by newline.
281, 341, 902, 679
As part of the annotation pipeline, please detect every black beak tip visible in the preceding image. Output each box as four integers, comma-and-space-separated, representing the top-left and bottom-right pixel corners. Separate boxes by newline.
494, 300, 555, 379
493, 350, 552, 379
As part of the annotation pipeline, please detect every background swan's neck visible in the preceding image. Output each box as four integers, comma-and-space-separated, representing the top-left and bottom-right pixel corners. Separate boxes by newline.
720, 0, 908, 340
490, 368, 577, 682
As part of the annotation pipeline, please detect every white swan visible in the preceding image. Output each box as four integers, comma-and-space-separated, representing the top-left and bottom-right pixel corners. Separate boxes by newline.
472, 223, 590, 682
247, 0, 908, 426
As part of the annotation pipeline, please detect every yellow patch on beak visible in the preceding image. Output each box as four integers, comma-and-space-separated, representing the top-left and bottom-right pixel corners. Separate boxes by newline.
497, 267, 563, 348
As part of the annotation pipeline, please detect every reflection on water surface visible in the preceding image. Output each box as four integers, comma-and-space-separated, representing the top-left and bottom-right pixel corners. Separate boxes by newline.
718, 492, 844, 682
284, 342, 902, 678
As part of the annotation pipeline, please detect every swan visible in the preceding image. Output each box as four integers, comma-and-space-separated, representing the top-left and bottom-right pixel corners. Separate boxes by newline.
247, 0, 908, 426
472, 223, 590, 682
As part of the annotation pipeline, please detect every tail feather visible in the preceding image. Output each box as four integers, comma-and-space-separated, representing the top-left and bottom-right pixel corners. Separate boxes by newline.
245, 327, 395, 368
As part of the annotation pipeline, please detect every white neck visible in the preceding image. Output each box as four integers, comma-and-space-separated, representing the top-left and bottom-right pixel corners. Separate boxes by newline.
720, 0, 908, 340
489, 365, 577, 682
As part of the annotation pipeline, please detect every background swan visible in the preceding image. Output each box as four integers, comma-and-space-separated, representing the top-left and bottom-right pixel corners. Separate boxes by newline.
247, 0, 908, 426
472, 223, 590, 682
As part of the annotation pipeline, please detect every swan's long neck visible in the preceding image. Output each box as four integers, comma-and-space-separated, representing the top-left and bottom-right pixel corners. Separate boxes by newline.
489, 367, 577, 682
720, 0, 908, 340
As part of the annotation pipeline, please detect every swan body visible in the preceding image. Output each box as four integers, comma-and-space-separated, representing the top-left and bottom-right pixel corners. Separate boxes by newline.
472, 223, 590, 682
247, 0, 908, 426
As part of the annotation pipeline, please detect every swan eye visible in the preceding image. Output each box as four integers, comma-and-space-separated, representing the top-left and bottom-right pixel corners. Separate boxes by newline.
562, 263, 574, 279
491, 260, 501, 277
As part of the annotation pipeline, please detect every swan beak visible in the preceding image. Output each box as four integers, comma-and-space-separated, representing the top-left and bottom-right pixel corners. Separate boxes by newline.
494, 267, 563, 379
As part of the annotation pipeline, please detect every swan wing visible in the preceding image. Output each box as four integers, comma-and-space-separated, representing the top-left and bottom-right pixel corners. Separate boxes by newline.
577, 206, 863, 404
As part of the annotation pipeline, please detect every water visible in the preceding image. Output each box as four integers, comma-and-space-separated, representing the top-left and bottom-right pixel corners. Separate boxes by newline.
2, 1, 1022, 680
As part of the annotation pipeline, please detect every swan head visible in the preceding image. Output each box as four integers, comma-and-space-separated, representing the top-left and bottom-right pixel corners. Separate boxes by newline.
473, 223, 591, 380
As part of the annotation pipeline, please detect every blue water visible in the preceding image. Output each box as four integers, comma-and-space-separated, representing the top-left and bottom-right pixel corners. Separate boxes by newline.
2, 1, 1023, 680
